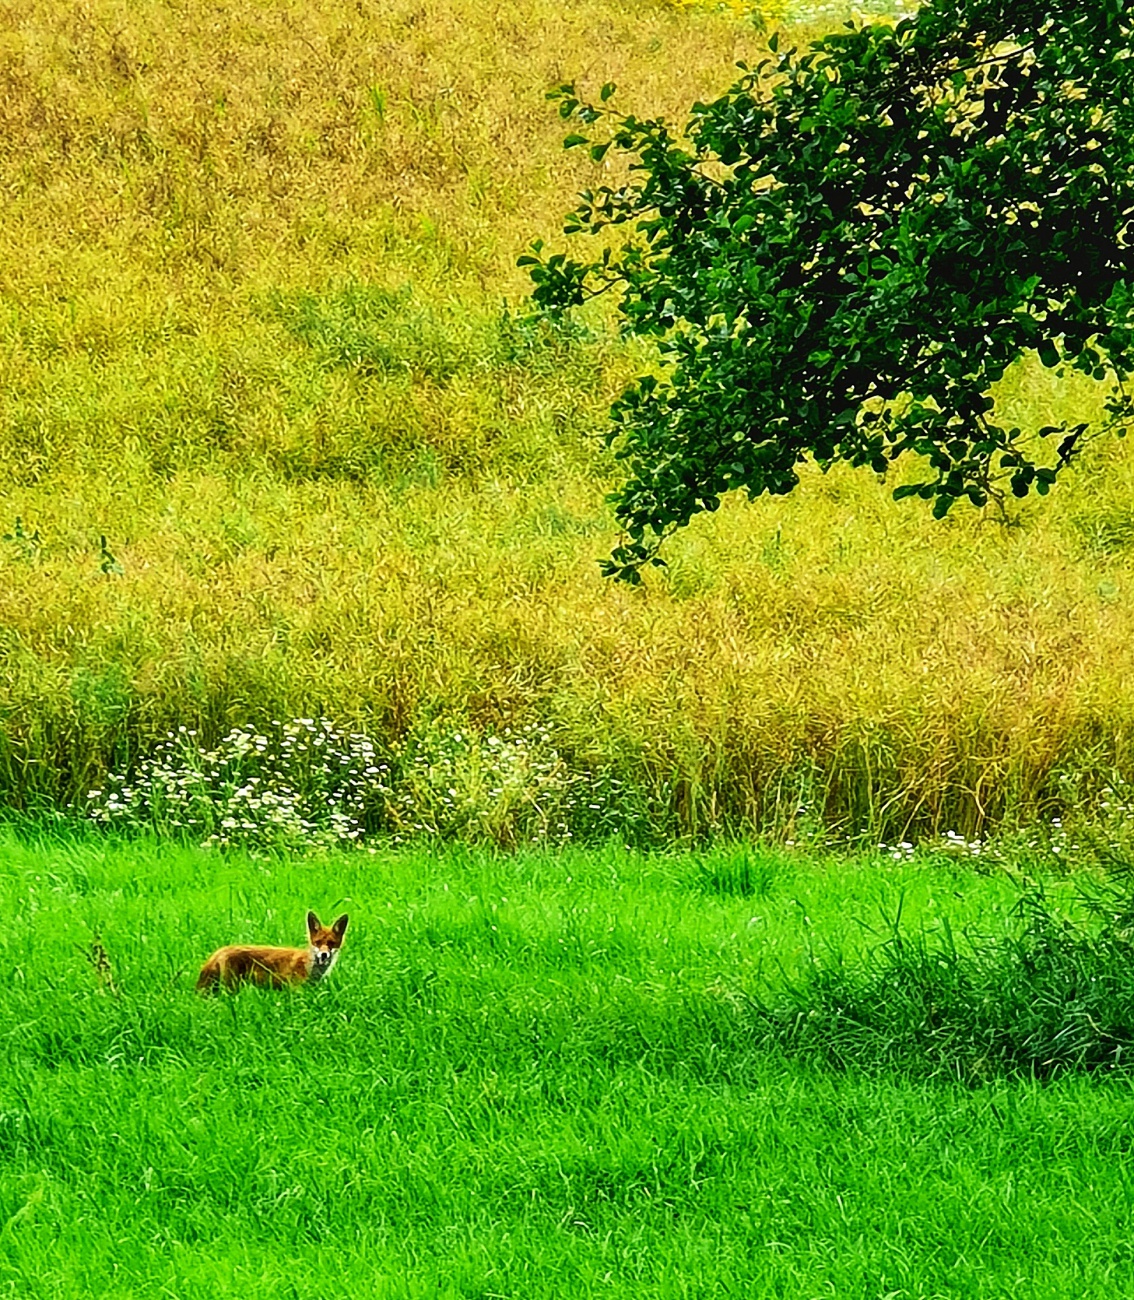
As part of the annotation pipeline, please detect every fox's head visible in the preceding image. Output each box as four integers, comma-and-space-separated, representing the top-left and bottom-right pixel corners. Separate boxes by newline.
306, 911, 349, 980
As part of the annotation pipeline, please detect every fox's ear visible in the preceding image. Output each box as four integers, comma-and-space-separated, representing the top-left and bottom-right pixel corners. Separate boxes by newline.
307, 910, 322, 936
332, 914, 349, 939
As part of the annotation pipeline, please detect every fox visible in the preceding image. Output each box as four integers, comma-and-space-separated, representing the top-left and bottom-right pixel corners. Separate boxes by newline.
196, 911, 349, 992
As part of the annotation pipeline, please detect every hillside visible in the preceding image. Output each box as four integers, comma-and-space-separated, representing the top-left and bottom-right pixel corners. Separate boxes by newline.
2, 0, 1133, 841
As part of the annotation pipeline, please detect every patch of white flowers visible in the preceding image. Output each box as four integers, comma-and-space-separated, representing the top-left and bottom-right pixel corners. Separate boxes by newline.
87, 719, 393, 849
86, 718, 651, 849
878, 831, 988, 864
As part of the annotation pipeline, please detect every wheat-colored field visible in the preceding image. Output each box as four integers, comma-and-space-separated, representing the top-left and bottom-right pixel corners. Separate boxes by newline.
2, 0, 1133, 838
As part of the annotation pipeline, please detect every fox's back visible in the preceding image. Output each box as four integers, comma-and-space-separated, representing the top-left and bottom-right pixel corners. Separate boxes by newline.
196, 943, 311, 991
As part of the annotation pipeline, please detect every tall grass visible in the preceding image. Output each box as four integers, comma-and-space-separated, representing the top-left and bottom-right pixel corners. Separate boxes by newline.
3, 0, 1134, 840
757, 878, 1134, 1081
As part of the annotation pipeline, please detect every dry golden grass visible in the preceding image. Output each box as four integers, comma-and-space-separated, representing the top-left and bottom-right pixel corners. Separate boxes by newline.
0, 0, 755, 293
3, 0, 1134, 839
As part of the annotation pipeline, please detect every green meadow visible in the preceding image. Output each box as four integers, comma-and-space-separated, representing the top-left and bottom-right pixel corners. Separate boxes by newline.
2, 829, 1134, 1298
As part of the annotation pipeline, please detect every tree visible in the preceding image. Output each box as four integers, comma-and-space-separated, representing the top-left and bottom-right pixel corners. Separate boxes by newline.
522, 0, 1134, 581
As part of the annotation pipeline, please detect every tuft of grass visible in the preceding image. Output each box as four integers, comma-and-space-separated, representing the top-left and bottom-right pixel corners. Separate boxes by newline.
691, 843, 788, 897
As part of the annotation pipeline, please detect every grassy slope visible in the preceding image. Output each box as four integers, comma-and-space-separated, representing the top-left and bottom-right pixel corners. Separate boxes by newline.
3, 0, 1134, 838
2, 831, 1133, 1297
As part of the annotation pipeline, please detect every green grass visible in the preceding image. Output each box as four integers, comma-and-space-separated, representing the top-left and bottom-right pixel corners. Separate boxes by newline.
3, 829, 1134, 1297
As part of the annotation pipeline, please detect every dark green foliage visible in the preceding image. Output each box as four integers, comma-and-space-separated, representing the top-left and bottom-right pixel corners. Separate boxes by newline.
758, 877, 1134, 1081
525, 0, 1134, 579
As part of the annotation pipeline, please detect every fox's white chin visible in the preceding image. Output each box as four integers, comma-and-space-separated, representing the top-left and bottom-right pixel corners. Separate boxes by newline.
309, 950, 339, 982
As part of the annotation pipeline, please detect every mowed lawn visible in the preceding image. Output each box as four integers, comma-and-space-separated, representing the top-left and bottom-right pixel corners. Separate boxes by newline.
1, 831, 1132, 1298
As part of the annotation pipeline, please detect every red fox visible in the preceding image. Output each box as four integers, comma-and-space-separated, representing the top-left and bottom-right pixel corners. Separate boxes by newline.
196, 911, 349, 992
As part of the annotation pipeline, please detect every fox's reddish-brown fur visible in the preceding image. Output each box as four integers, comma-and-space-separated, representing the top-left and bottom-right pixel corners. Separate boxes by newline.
196, 911, 349, 992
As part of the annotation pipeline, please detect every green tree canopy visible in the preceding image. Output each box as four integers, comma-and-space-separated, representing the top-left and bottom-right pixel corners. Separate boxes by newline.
523, 0, 1134, 581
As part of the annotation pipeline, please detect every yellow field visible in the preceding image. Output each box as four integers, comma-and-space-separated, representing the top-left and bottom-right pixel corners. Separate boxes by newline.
2, 0, 1133, 839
